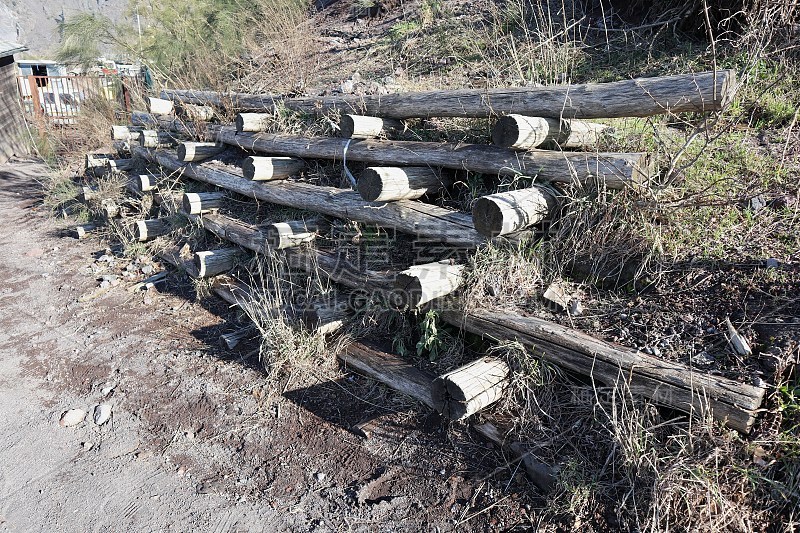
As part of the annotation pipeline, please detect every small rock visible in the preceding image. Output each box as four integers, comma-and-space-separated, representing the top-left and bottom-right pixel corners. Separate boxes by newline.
101, 274, 118, 283
99, 280, 110, 290
314, 472, 326, 482
93, 404, 112, 425
340, 80, 355, 94
652, 346, 662, 357
60, 408, 86, 427
765, 258, 780, 269
569, 299, 583, 316
692, 352, 715, 366
100, 384, 115, 396
748, 195, 767, 213
142, 264, 154, 275
81, 441, 94, 451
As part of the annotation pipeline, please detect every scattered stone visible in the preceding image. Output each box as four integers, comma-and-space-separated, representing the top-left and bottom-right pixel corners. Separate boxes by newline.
93, 403, 113, 425
692, 352, 715, 366
314, 472, 326, 482
748, 195, 767, 213
81, 441, 94, 451
340, 80, 355, 94
765, 258, 780, 268
569, 299, 584, 316
100, 384, 115, 396
725, 317, 752, 356
142, 264, 154, 275
59, 408, 86, 427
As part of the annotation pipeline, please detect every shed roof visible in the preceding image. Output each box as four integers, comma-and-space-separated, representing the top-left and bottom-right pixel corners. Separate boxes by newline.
0, 40, 28, 58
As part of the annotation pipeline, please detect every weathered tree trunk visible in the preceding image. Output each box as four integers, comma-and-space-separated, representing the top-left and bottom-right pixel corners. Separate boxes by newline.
178, 103, 214, 121
358, 166, 448, 202
131, 111, 198, 138
339, 114, 404, 138
440, 308, 765, 433
190, 213, 268, 253
134, 218, 171, 241
433, 357, 509, 419
472, 422, 556, 492
242, 156, 305, 181
211, 125, 648, 188
194, 248, 243, 278
101, 198, 121, 218
265, 220, 317, 250
338, 342, 443, 411
177, 142, 225, 162
134, 147, 484, 248
472, 187, 559, 237
162, 70, 735, 119
392, 262, 464, 309
492, 115, 611, 149
147, 97, 174, 115
236, 113, 272, 132
133, 174, 159, 193
182, 191, 225, 215
85, 153, 111, 172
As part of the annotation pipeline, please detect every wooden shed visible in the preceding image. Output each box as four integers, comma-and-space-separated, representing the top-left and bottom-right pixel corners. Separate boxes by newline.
0, 40, 29, 164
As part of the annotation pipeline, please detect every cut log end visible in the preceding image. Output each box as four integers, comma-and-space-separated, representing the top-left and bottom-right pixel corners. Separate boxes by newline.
134, 219, 171, 242
391, 262, 464, 309
472, 187, 558, 238
265, 221, 316, 250
242, 156, 304, 181
182, 191, 225, 215
339, 115, 403, 139
358, 166, 446, 202
433, 357, 510, 420
148, 97, 174, 115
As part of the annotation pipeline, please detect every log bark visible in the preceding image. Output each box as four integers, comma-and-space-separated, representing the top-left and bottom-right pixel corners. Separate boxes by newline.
192, 213, 268, 253
85, 153, 110, 170
134, 218, 171, 241
392, 262, 464, 309
147, 97, 174, 115
182, 191, 225, 215
177, 142, 225, 163
338, 342, 443, 411
131, 111, 198, 138
339, 114, 404, 138
212, 125, 648, 188
162, 70, 735, 119
236, 113, 272, 132
134, 147, 484, 248
265, 220, 317, 250
194, 248, 243, 278
132, 174, 159, 193
472, 187, 559, 237
178, 103, 214, 121
492, 115, 611, 149
433, 357, 509, 420
242, 156, 305, 181
440, 308, 765, 432
358, 166, 448, 202
101, 198, 121, 219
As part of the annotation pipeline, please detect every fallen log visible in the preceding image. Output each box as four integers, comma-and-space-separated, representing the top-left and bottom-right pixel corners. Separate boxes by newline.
300, 296, 350, 334
265, 220, 317, 249
177, 142, 225, 163
139, 130, 179, 149
212, 125, 648, 188
79, 186, 98, 203
339, 114, 404, 138
220, 326, 255, 349
195, 248, 243, 278
358, 166, 447, 202
492, 115, 611, 150
107, 158, 135, 173
338, 342, 443, 411
472, 422, 556, 492
134, 218, 171, 242
134, 147, 484, 248
440, 308, 765, 433
191, 213, 268, 253
131, 111, 198, 138
433, 357, 509, 420
392, 261, 464, 309
161, 70, 735, 119
242, 156, 305, 181
472, 187, 559, 237
182, 191, 225, 215
131, 174, 159, 193
147, 97, 174, 115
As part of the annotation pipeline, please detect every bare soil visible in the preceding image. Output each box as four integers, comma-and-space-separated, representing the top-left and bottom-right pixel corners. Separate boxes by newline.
0, 159, 538, 531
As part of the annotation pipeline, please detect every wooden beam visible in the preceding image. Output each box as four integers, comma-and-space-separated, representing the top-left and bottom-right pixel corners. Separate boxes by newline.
195, 248, 243, 278
177, 103, 214, 121
242, 156, 304, 181
161, 70, 735, 119
358, 166, 447, 202
177, 142, 225, 163
134, 147, 484, 248
211, 125, 648, 188
339, 114, 403, 138
472, 187, 559, 237
134, 219, 171, 242
182, 191, 225, 215
236, 113, 271, 132
440, 308, 765, 433
147, 97, 174, 115
492, 115, 611, 150
392, 262, 464, 308
265, 220, 317, 250
433, 357, 509, 420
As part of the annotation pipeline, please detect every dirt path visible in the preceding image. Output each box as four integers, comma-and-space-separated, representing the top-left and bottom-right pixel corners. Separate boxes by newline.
0, 159, 526, 532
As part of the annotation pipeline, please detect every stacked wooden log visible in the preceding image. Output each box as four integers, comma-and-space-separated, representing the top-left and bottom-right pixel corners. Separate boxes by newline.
76, 69, 765, 437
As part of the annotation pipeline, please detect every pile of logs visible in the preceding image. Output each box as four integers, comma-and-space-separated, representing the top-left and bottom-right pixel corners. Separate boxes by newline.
75, 70, 763, 465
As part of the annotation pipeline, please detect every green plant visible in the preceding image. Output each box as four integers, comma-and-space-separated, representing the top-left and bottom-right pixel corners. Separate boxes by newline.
416, 310, 442, 361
